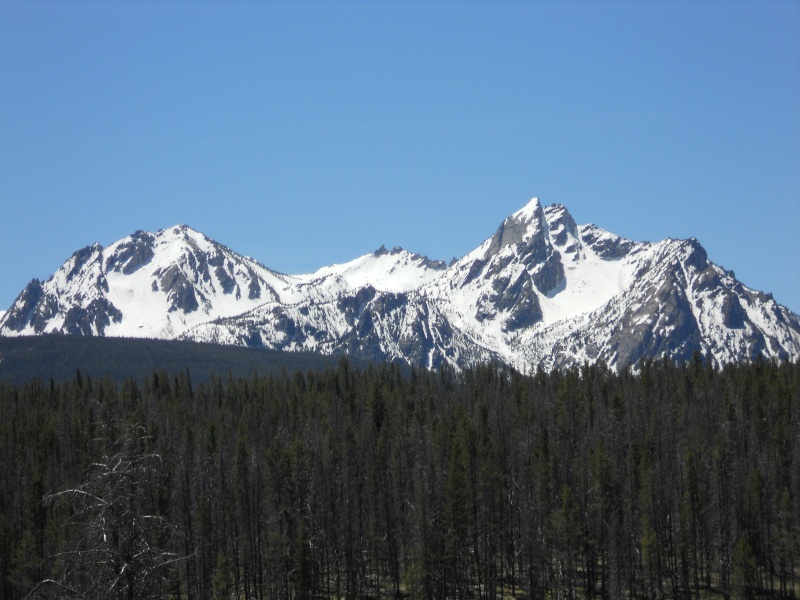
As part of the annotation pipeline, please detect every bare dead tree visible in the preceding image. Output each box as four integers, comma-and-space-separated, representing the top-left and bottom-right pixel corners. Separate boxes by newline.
26, 428, 191, 600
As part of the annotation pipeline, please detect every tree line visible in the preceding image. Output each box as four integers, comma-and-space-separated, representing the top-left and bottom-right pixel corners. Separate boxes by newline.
1, 356, 798, 599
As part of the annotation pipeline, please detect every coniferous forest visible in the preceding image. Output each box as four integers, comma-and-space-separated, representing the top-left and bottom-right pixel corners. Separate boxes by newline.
1, 357, 799, 599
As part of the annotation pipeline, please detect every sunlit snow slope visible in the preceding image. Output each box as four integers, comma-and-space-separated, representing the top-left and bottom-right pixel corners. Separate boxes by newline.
0, 226, 305, 339
2, 199, 798, 370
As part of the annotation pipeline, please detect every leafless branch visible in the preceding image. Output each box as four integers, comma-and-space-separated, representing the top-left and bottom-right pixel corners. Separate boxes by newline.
23, 578, 88, 600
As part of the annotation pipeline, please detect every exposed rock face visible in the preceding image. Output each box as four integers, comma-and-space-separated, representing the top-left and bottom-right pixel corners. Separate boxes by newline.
156, 265, 200, 313
208, 252, 236, 295
476, 272, 543, 331
581, 226, 637, 260
2, 279, 46, 333
337, 286, 377, 326
2, 199, 799, 371
105, 231, 155, 274
613, 271, 704, 367
63, 298, 123, 336
67, 246, 98, 281
547, 205, 578, 246
247, 274, 262, 300
532, 252, 564, 296
501, 275, 543, 332
462, 259, 487, 287
721, 293, 747, 329
484, 214, 534, 258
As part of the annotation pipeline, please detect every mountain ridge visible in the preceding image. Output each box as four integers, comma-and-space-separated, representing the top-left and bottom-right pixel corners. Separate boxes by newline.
2, 198, 798, 371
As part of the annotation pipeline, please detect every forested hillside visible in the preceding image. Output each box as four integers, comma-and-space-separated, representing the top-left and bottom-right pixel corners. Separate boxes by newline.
0, 335, 346, 385
2, 358, 798, 599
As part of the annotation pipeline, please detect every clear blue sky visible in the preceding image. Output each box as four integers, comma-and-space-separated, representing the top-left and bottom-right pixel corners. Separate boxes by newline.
1, 1, 799, 313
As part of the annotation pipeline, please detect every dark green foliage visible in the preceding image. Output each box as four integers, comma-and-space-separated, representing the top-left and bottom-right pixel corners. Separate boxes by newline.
1, 358, 798, 599
0, 335, 355, 385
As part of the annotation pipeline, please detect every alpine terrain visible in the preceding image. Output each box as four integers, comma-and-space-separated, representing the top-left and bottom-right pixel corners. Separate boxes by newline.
2, 199, 798, 370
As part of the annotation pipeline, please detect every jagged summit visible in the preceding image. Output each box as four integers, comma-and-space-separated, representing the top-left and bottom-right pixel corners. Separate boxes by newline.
510, 196, 542, 219
482, 197, 548, 259
373, 244, 406, 256
2, 198, 798, 371
1, 224, 295, 338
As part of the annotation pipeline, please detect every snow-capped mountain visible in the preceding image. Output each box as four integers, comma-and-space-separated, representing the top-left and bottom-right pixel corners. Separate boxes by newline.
0, 225, 305, 339
2, 199, 798, 371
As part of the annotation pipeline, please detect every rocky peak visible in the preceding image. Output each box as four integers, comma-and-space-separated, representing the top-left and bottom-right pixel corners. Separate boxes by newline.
106, 230, 156, 275
580, 224, 638, 260
65, 244, 104, 283
510, 197, 543, 221
2, 198, 798, 371
1, 279, 45, 332
544, 204, 579, 247
454, 199, 567, 296
374, 244, 415, 257
483, 198, 547, 259
168, 224, 197, 236
681, 238, 709, 272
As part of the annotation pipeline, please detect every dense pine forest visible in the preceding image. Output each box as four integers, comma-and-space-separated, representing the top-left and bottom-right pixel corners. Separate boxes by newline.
0, 336, 348, 385
1, 357, 798, 599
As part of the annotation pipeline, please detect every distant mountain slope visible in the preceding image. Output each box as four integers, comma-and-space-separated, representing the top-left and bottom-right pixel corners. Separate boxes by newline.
2, 198, 798, 370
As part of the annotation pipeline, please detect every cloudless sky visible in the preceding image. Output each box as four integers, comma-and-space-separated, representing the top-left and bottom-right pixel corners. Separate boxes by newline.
1, 1, 799, 313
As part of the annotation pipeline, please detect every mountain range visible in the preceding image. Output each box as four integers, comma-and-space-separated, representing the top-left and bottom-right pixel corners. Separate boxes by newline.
2, 198, 798, 371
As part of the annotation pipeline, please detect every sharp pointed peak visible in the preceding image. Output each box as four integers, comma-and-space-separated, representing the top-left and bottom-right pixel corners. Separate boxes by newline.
510, 197, 543, 221
481, 197, 548, 259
